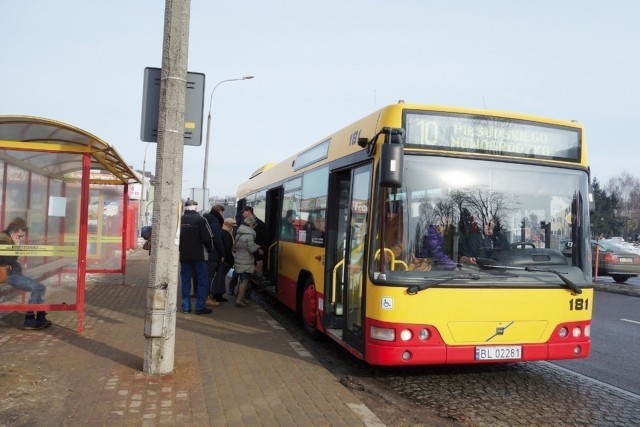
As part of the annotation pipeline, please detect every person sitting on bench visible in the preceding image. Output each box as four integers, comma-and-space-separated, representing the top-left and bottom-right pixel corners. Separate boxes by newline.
0, 217, 52, 330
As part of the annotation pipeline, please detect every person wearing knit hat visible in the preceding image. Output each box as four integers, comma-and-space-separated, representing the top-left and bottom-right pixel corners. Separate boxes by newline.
243, 215, 257, 228
233, 214, 263, 307
203, 204, 226, 303
183, 199, 202, 299
223, 217, 237, 228
220, 217, 236, 296
179, 198, 214, 314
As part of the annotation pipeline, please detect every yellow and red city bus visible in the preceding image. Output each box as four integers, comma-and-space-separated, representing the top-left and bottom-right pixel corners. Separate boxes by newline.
236, 102, 593, 366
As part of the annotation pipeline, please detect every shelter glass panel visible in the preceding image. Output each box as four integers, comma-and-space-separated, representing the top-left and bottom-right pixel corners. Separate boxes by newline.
87, 184, 125, 270
0, 151, 84, 307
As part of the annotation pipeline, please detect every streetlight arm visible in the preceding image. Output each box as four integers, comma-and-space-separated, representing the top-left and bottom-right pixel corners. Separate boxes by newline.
207, 76, 254, 117
202, 75, 254, 193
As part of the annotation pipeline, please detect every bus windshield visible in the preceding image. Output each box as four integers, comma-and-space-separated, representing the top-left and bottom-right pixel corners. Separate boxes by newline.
371, 155, 591, 285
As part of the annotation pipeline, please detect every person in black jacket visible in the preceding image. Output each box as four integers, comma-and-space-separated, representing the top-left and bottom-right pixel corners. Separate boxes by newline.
203, 204, 226, 303
221, 217, 236, 296
179, 200, 213, 315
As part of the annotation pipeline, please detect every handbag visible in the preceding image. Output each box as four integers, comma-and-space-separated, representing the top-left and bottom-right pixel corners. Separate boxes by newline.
0, 265, 11, 283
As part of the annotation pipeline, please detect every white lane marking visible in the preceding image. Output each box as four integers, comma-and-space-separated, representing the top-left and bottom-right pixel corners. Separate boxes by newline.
266, 319, 284, 330
288, 340, 312, 357
621, 318, 640, 325
544, 362, 640, 401
347, 403, 386, 427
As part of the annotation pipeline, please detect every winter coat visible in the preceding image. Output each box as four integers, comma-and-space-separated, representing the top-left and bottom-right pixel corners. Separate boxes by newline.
253, 216, 266, 261
416, 224, 456, 270
233, 224, 260, 274
0, 231, 21, 273
384, 215, 404, 258
476, 232, 510, 258
221, 227, 235, 267
203, 210, 225, 262
179, 210, 213, 262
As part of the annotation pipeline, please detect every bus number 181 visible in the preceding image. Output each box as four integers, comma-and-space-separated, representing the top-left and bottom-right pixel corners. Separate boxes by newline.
569, 298, 589, 311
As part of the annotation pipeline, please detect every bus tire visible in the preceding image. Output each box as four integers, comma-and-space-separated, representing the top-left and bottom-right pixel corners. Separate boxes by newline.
301, 278, 320, 339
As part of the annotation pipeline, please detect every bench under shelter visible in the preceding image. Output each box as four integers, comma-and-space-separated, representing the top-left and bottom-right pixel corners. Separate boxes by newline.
0, 115, 140, 332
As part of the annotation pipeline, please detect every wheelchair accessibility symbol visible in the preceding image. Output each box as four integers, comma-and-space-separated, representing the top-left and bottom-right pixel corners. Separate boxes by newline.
381, 297, 393, 310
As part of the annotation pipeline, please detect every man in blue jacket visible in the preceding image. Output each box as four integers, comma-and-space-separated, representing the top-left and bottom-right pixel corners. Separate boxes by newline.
179, 200, 213, 314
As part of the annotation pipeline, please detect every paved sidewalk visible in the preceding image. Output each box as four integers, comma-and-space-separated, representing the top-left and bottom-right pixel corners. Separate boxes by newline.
0, 250, 382, 426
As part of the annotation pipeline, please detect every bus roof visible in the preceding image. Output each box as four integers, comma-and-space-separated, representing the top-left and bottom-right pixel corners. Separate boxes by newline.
236, 102, 585, 198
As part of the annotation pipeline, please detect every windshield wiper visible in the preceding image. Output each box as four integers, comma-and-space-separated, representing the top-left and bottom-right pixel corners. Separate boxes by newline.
407, 273, 480, 294
476, 258, 582, 294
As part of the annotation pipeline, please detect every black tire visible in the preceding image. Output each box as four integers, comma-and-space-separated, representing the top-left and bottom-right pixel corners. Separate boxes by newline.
612, 275, 629, 284
301, 278, 321, 339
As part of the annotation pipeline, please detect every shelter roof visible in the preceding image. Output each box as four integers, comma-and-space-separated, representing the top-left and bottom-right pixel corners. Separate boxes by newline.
0, 115, 140, 185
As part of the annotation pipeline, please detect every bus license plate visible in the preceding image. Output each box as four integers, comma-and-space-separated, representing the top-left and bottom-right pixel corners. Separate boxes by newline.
619, 257, 633, 263
475, 345, 522, 361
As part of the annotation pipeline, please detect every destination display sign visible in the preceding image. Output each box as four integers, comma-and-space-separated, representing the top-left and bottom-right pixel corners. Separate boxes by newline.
404, 112, 581, 162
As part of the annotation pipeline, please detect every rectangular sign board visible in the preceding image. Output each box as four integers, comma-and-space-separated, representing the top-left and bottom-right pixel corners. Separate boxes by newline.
140, 67, 205, 146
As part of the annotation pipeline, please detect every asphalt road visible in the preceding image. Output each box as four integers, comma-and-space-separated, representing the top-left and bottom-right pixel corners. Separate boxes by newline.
554, 287, 640, 396
595, 274, 640, 287
257, 280, 640, 425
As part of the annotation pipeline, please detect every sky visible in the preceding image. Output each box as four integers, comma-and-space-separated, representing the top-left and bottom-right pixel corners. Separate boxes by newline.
2, 1, 638, 199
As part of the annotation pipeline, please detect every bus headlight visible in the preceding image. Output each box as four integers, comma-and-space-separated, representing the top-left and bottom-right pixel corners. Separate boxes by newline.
418, 328, 430, 341
399, 329, 413, 341
572, 327, 582, 338
584, 325, 591, 337
370, 326, 395, 341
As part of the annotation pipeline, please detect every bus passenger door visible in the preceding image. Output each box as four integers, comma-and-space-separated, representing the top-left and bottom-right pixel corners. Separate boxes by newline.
264, 187, 282, 289
326, 164, 371, 353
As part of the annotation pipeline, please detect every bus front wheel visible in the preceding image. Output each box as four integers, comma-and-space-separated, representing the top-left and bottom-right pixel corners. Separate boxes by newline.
301, 279, 320, 338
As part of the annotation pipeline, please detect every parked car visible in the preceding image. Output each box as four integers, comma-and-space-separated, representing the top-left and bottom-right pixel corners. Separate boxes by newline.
591, 239, 640, 283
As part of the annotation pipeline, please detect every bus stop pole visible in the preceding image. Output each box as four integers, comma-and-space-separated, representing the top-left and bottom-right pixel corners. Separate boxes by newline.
143, 0, 191, 375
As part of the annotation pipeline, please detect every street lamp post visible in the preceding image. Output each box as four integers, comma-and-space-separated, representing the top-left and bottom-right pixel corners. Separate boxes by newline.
139, 142, 153, 232
202, 75, 254, 200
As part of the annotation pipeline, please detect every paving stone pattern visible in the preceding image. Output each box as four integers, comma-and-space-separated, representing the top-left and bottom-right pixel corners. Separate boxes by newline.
0, 251, 372, 426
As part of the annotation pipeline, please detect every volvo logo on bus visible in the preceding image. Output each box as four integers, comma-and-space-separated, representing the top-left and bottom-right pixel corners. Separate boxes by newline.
485, 321, 514, 342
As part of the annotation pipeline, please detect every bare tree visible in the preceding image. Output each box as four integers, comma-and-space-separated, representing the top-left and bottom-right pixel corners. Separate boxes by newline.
606, 172, 640, 239
459, 184, 517, 233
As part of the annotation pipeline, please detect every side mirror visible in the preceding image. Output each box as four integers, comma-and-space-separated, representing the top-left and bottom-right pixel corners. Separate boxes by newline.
379, 142, 403, 188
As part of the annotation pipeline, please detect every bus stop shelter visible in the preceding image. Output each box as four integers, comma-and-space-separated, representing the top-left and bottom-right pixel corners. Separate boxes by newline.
0, 116, 140, 333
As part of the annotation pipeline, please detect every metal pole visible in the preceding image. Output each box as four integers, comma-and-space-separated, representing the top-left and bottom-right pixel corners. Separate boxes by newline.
202, 76, 254, 192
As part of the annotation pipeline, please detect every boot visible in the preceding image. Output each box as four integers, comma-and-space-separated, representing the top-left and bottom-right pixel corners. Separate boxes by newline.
24, 311, 51, 330
36, 311, 52, 329
236, 280, 249, 307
